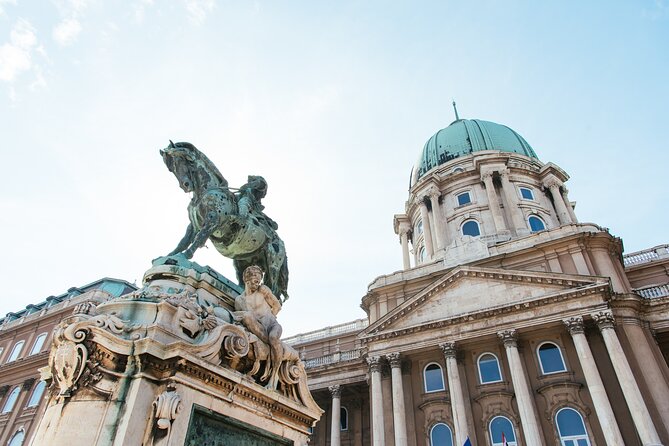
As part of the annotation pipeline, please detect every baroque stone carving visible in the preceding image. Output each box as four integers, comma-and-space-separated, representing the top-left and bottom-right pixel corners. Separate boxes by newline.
49, 323, 101, 398
160, 141, 289, 301
153, 384, 182, 433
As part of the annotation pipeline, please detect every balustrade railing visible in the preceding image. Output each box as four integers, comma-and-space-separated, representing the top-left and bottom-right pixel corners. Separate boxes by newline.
284, 318, 368, 345
634, 284, 669, 299
303, 348, 364, 369
623, 244, 669, 267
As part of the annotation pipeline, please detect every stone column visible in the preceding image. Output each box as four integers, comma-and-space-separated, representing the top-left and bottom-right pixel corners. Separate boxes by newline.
545, 179, 572, 225
366, 356, 385, 446
329, 385, 342, 446
481, 172, 507, 232
563, 317, 624, 446
498, 330, 545, 446
440, 342, 469, 446
499, 171, 527, 233
592, 311, 663, 446
418, 199, 434, 259
398, 222, 411, 270
386, 353, 408, 446
561, 187, 578, 223
427, 187, 446, 251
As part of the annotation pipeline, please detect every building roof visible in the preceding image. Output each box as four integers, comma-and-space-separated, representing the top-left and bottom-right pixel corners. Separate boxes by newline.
0, 277, 136, 325
412, 118, 538, 185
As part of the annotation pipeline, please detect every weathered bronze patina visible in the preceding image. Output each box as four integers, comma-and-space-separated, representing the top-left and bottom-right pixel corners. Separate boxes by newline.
160, 141, 289, 301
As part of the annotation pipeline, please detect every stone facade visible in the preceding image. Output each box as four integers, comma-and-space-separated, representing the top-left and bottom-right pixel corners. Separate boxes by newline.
284, 120, 669, 446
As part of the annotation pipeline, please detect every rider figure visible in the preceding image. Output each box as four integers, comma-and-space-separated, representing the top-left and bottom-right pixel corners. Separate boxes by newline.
238, 175, 279, 230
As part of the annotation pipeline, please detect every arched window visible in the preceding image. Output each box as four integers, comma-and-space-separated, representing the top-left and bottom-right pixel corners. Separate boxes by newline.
489, 416, 517, 446
461, 220, 481, 237
478, 353, 502, 384
418, 246, 426, 263
7, 430, 25, 446
423, 363, 445, 392
2, 387, 21, 413
27, 381, 47, 408
430, 423, 454, 446
452, 167, 464, 174
528, 215, 546, 232
340, 406, 348, 430
556, 408, 591, 446
538, 342, 567, 374
30, 333, 48, 355
416, 220, 424, 235
7, 341, 25, 362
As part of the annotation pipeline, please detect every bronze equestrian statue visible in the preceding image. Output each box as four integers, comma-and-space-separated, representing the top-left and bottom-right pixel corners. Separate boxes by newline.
160, 141, 289, 302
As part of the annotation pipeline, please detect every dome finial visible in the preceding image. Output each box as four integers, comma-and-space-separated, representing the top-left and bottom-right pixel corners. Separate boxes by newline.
452, 100, 460, 121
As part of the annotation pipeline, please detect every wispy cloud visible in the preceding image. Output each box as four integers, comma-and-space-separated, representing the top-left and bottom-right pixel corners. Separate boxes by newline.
53, 17, 82, 46
184, 0, 215, 25
0, 19, 38, 82
51, 0, 89, 46
133, 0, 154, 24
0, 0, 16, 17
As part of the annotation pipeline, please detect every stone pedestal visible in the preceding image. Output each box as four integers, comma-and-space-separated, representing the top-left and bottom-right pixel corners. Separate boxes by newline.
32, 257, 322, 446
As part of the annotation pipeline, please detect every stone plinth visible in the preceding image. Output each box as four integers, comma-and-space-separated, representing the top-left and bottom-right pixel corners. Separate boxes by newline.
32, 257, 322, 446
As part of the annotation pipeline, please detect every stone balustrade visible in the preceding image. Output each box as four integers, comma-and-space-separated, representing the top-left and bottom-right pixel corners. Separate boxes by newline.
283, 319, 368, 345
623, 244, 669, 267
634, 284, 669, 299
303, 348, 364, 369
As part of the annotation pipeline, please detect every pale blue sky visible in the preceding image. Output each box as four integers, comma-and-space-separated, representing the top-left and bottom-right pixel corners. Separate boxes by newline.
1, 1, 668, 335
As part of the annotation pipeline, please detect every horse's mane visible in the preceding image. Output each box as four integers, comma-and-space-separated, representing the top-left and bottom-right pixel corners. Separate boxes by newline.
174, 142, 228, 187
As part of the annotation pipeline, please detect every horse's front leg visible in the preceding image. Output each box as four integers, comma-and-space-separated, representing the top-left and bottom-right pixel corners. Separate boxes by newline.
168, 223, 195, 256
183, 211, 219, 259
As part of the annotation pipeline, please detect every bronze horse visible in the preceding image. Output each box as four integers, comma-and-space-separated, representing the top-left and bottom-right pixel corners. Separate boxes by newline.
160, 141, 289, 301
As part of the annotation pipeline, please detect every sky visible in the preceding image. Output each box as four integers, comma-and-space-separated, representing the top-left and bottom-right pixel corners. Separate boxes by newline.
1, 0, 668, 336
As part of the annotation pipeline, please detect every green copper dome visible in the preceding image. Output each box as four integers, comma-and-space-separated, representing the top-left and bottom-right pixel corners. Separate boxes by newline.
413, 119, 538, 183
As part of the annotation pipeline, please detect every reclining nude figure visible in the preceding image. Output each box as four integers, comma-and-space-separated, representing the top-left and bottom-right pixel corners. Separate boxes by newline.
233, 265, 284, 390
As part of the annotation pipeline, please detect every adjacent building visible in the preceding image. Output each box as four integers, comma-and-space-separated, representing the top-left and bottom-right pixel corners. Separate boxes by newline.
284, 118, 669, 446
0, 279, 136, 446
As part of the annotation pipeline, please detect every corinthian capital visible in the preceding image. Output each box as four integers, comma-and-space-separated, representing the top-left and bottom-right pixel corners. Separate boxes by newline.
366, 355, 383, 373
592, 310, 615, 331
543, 178, 562, 190
386, 352, 402, 368
498, 329, 518, 348
563, 316, 585, 335
439, 342, 457, 358
329, 384, 341, 398
426, 186, 441, 201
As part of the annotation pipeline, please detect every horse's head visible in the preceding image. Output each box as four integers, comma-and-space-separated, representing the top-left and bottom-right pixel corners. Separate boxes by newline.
160, 141, 199, 193
160, 141, 228, 193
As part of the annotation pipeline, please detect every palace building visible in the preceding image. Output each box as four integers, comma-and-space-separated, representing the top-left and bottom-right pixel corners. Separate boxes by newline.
284, 117, 669, 446
1, 116, 668, 446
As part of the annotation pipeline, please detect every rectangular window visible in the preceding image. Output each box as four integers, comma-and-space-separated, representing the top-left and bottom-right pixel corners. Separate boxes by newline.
457, 192, 471, 206
520, 187, 534, 200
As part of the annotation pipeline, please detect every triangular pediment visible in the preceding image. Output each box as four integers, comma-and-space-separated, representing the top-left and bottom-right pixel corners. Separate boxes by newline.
363, 266, 606, 335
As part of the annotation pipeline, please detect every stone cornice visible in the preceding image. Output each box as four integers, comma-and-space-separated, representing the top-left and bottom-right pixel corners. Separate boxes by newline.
364, 265, 605, 336
366, 224, 615, 294
361, 282, 610, 345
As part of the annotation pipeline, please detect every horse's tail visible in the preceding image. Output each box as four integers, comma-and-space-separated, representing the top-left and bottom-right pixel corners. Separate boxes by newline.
279, 256, 289, 302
